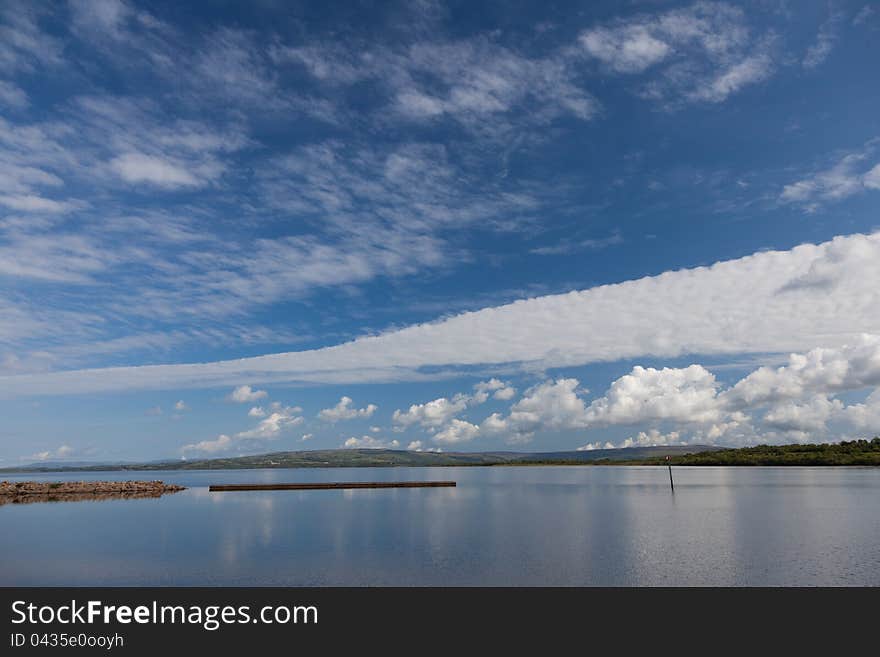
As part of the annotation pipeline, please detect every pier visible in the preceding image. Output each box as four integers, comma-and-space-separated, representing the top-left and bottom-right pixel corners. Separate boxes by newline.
209, 481, 456, 492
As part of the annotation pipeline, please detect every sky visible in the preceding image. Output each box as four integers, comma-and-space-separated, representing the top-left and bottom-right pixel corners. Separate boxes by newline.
1, 0, 880, 464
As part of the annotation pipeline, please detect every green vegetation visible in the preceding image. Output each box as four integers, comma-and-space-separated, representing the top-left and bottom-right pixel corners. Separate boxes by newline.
629, 438, 880, 466
3, 441, 878, 473
1, 445, 718, 472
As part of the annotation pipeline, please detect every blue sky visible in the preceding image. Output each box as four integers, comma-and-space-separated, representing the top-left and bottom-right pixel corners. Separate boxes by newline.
1, 0, 880, 464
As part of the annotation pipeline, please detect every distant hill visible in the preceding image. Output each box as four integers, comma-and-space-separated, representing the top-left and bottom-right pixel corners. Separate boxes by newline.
6, 440, 878, 473
0, 445, 722, 473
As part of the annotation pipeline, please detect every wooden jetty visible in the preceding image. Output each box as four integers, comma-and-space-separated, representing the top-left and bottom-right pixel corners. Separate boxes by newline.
209, 481, 456, 492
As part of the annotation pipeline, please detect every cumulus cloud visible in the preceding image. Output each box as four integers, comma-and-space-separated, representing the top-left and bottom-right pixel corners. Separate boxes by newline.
405, 440, 442, 452
4, 231, 880, 397
473, 378, 516, 402
391, 381, 500, 439
227, 385, 267, 403
577, 441, 615, 451
174, 399, 187, 411
182, 404, 302, 454
181, 434, 233, 455
317, 396, 377, 422
342, 435, 400, 449
392, 394, 471, 429
237, 407, 302, 439
580, 430, 684, 451
488, 336, 880, 447
25, 444, 75, 462
583, 365, 723, 426
621, 429, 684, 448
763, 395, 843, 433
840, 389, 880, 431
433, 419, 481, 444
497, 378, 590, 438
391, 381, 508, 445
248, 406, 265, 417
723, 335, 880, 407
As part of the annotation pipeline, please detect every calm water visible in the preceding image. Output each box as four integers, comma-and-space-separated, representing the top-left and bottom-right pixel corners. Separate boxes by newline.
2, 466, 879, 586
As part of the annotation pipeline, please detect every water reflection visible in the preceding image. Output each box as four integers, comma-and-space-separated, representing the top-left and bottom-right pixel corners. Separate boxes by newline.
0, 490, 181, 506
1, 466, 878, 586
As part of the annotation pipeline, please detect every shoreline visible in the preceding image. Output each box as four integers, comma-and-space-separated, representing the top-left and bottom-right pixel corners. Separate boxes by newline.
0, 480, 186, 505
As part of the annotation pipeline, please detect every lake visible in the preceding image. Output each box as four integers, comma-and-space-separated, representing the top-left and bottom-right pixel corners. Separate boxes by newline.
2, 466, 879, 586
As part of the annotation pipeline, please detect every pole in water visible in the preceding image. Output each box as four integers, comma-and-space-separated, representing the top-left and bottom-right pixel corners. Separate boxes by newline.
666, 455, 674, 491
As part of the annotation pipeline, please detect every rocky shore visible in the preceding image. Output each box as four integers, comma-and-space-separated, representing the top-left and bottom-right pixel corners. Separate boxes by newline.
0, 480, 186, 505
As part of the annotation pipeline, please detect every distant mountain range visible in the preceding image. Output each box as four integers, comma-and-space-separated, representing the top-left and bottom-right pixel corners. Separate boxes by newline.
0, 445, 722, 473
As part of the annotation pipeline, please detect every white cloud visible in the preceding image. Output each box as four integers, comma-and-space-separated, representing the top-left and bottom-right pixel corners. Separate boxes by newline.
236, 407, 303, 439
182, 404, 302, 454
584, 365, 723, 426
0, 80, 28, 109
174, 399, 187, 411
579, 2, 775, 106
0, 3, 64, 74
480, 412, 509, 435
620, 429, 684, 449
300, 433, 313, 442
284, 36, 598, 128
473, 377, 516, 402
763, 395, 843, 433
110, 152, 202, 188
580, 25, 671, 73
248, 406, 265, 417
518, 336, 880, 446
493, 386, 516, 401
781, 146, 880, 207
182, 434, 233, 455
227, 385, 267, 403
510, 378, 589, 432
393, 382, 504, 445
433, 418, 481, 444
579, 430, 684, 450
406, 439, 442, 452
530, 231, 623, 256
317, 396, 377, 422
865, 164, 880, 190
577, 441, 615, 451
840, 389, 880, 431
391, 380, 498, 439
0, 194, 73, 213
724, 335, 880, 407
803, 10, 844, 69
342, 435, 400, 449
853, 6, 875, 26
392, 394, 471, 429
685, 53, 773, 103
4, 231, 880, 397
24, 444, 75, 462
